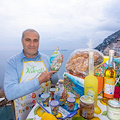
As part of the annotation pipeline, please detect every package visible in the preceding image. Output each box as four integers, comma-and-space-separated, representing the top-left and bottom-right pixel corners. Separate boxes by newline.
94, 57, 120, 95
94, 62, 108, 77
63, 72, 84, 98
114, 58, 120, 77
50, 47, 63, 71
95, 57, 120, 77
65, 49, 104, 77
63, 72, 104, 97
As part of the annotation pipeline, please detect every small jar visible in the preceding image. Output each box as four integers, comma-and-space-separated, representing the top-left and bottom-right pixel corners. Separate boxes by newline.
50, 100, 59, 116
50, 88, 56, 101
79, 95, 94, 119
41, 93, 50, 107
67, 97, 76, 112
107, 99, 120, 120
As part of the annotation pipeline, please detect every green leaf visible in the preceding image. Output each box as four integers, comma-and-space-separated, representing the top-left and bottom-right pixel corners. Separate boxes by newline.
116, 82, 120, 87
102, 111, 107, 116
34, 106, 40, 115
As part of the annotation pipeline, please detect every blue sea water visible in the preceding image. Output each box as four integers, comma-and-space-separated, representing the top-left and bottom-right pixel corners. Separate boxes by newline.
0, 49, 73, 89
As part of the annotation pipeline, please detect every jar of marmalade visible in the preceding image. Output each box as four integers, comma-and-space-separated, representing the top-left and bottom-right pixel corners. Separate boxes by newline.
107, 99, 120, 120
79, 95, 94, 119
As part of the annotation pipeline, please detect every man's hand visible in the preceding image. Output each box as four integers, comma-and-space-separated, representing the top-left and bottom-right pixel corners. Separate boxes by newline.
38, 70, 57, 84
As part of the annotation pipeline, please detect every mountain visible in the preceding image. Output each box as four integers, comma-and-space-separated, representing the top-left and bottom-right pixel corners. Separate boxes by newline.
95, 30, 120, 54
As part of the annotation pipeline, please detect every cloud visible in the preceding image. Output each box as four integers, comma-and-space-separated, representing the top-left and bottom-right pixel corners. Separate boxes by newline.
103, 0, 120, 19
0, 0, 119, 50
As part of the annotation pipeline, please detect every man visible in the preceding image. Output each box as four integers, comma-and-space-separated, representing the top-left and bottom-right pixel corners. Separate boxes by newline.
4, 29, 59, 120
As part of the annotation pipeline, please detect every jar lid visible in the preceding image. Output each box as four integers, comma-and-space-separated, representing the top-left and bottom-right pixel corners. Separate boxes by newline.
80, 95, 94, 105
67, 97, 76, 103
41, 93, 50, 99
50, 88, 56, 92
50, 100, 59, 107
108, 100, 120, 108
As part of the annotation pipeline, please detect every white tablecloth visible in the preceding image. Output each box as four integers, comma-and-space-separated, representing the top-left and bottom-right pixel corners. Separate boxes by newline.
26, 97, 110, 120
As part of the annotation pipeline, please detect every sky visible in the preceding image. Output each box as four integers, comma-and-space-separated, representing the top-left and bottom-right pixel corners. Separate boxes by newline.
0, 0, 120, 50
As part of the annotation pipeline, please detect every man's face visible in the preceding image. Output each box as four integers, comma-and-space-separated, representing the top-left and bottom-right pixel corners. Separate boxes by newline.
21, 31, 39, 58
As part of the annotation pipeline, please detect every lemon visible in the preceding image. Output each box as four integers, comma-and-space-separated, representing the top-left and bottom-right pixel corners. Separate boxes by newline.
36, 107, 45, 117
94, 106, 101, 115
100, 99, 107, 106
55, 112, 62, 118
90, 116, 100, 120
41, 113, 57, 120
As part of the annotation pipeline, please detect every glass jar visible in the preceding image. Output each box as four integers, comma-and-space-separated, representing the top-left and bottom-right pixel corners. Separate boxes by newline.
79, 95, 94, 119
41, 93, 50, 107
107, 99, 120, 120
54, 79, 68, 105
67, 97, 76, 112
50, 88, 56, 101
50, 100, 59, 116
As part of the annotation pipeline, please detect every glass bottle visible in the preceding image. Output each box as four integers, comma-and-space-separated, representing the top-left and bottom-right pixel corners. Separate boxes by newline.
104, 50, 116, 99
50, 47, 63, 71
84, 51, 98, 107
114, 76, 120, 101
54, 79, 68, 105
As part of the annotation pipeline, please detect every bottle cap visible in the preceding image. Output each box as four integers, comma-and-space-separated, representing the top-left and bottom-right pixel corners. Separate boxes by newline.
80, 95, 94, 105
67, 97, 76, 103
59, 79, 63, 84
108, 99, 120, 108
50, 100, 59, 107
56, 47, 59, 51
109, 50, 114, 56
50, 88, 56, 92
41, 93, 50, 99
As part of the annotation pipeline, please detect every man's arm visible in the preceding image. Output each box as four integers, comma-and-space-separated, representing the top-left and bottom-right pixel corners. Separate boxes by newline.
4, 59, 40, 101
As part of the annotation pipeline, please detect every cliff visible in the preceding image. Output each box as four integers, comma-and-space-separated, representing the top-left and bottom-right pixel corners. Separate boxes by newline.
95, 30, 120, 54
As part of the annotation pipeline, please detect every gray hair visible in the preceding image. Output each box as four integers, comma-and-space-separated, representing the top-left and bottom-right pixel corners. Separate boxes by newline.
22, 29, 40, 39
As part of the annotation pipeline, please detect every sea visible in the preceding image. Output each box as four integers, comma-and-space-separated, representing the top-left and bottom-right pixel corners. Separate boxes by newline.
0, 49, 74, 90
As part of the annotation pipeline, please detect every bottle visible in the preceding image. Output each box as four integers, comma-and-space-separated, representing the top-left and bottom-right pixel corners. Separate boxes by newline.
104, 50, 116, 99
84, 51, 98, 107
50, 47, 63, 71
114, 76, 120, 101
54, 79, 68, 105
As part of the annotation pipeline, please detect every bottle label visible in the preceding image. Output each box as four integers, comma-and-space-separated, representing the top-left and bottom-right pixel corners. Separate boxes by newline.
104, 78, 115, 98
86, 90, 95, 99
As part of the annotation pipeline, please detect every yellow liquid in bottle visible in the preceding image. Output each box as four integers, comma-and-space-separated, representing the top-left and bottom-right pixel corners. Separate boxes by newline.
103, 50, 116, 99
84, 74, 98, 107
84, 51, 98, 107
104, 67, 116, 98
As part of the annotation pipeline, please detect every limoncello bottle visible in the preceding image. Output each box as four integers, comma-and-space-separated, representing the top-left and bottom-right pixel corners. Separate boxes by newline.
84, 51, 98, 107
104, 50, 116, 98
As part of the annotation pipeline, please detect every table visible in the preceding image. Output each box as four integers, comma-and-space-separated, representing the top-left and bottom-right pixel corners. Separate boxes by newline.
26, 95, 110, 120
